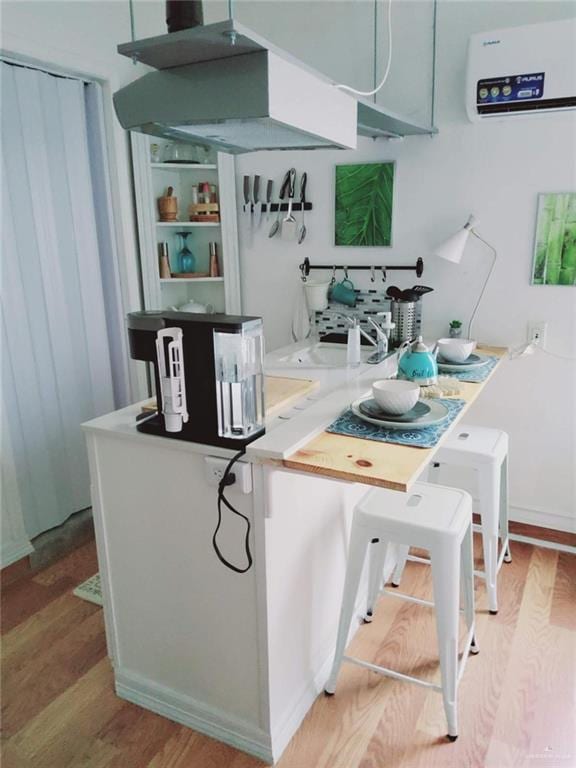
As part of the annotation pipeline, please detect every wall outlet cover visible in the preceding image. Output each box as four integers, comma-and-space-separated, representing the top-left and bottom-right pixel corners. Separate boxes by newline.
529, 322, 548, 347
204, 456, 252, 494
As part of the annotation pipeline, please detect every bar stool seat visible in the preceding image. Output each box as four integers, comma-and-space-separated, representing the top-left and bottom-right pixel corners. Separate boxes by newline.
392, 425, 512, 614
325, 482, 478, 741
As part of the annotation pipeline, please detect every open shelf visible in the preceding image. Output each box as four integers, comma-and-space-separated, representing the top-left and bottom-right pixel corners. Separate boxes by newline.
156, 221, 220, 228
160, 277, 224, 284
151, 163, 217, 170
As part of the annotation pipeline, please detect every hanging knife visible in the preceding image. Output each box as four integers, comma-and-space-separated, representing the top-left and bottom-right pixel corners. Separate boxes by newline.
265, 179, 273, 222
243, 175, 251, 220
253, 175, 262, 230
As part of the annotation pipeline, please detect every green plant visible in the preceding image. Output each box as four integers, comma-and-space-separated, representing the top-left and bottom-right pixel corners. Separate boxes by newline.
449, 320, 462, 328
335, 163, 394, 246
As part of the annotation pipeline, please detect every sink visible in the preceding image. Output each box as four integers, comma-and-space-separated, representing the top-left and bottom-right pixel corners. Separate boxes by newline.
272, 343, 372, 369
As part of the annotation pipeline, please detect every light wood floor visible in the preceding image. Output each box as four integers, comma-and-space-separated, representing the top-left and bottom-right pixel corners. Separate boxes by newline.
2, 529, 575, 768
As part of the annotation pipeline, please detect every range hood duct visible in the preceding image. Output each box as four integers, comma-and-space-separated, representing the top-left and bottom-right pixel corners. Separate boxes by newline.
165, 0, 203, 33
114, 20, 436, 153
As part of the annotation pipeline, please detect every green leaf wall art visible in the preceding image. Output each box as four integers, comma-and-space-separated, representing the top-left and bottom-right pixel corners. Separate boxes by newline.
335, 163, 394, 247
531, 192, 576, 286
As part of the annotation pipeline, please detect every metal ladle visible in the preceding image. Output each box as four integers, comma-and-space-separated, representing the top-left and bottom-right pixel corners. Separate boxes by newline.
297, 172, 308, 245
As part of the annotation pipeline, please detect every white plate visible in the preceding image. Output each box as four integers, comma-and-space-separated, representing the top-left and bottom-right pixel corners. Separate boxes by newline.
351, 397, 450, 431
437, 353, 491, 372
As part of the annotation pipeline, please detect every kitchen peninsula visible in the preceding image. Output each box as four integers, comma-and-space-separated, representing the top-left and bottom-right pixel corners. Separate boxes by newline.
82, 344, 504, 764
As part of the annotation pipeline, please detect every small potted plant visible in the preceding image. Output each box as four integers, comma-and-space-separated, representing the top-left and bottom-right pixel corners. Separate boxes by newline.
449, 320, 463, 338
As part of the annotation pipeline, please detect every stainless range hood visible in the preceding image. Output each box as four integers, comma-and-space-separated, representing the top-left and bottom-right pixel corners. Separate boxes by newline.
114, 20, 436, 153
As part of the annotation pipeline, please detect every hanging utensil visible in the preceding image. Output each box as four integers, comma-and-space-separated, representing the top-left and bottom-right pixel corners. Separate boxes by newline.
297, 172, 307, 245
386, 286, 403, 300
269, 170, 291, 238
253, 175, 262, 229
242, 175, 251, 228
409, 285, 435, 297
282, 168, 297, 240
265, 179, 273, 221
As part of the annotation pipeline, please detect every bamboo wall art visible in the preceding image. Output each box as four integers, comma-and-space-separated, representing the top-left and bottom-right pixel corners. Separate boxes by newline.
532, 192, 576, 286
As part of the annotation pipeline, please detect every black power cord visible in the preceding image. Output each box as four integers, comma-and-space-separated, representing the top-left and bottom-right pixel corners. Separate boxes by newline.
212, 448, 253, 573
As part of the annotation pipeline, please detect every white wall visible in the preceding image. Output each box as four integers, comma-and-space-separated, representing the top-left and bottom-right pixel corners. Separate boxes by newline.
224, 0, 576, 530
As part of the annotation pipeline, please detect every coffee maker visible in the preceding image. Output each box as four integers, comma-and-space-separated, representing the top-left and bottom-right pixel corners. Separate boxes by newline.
127, 311, 265, 449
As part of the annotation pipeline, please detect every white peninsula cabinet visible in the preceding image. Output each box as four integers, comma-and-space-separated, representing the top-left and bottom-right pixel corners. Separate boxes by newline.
83, 405, 374, 764
130, 133, 241, 314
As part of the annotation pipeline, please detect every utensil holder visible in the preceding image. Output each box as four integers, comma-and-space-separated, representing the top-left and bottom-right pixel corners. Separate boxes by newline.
304, 281, 330, 312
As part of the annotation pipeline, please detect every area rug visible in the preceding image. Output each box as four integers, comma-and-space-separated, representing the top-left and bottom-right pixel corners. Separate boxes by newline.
73, 573, 103, 606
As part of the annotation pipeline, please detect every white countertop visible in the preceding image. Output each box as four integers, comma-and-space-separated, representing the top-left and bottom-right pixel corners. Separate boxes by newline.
251, 346, 397, 462
82, 340, 397, 461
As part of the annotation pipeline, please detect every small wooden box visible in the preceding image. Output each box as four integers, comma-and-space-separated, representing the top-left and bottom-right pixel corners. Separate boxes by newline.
189, 203, 220, 223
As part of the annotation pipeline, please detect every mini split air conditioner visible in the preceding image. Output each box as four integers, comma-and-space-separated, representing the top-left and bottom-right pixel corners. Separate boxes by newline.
466, 17, 576, 122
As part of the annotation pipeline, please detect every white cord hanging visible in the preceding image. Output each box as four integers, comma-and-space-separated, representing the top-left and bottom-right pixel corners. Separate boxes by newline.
335, 0, 393, 97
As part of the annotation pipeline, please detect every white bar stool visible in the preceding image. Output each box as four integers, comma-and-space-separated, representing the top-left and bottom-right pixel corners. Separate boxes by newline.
325, 483, 478, 741
392, 425, 511, 614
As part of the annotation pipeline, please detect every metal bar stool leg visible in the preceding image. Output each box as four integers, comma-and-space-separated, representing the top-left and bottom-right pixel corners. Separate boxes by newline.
430, 539, 461, 740
391, 544, 410, 587
460, 524, 479, 654
500, 455, 512, 563
365, 538, 387, 622
325, 524, 370, 694
478, 463, 500, 614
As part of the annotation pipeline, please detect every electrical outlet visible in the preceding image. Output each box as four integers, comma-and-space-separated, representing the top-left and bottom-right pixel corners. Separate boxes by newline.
204, 456, 252, 494
529, 322, 547, 347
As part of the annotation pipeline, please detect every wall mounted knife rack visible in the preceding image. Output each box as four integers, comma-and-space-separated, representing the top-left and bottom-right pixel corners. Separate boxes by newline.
249, 203, 313, 213
299, 257, 424, 281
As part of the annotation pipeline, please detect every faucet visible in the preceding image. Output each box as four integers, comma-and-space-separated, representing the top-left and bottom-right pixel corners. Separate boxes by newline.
325, 311, 395, 365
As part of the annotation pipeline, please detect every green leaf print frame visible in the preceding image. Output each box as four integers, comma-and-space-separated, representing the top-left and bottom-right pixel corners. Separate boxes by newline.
531, 192, 576, 286
335, 163, 394, 247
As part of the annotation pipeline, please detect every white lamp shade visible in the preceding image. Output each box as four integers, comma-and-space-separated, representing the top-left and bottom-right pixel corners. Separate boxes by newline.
434, 226, 471, 264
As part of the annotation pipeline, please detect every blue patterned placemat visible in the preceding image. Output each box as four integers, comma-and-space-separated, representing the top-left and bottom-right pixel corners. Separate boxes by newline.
326, 398, 466, 449
438, 355, 499, 383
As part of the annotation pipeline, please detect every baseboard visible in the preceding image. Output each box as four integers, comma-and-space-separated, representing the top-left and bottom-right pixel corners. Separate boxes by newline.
0, 540, 34, 570
115, 668, 273, 764
509, 505, 575, 534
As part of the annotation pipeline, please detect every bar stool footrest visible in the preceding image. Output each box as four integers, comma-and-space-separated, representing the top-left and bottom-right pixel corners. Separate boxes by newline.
343, 655, 443, 692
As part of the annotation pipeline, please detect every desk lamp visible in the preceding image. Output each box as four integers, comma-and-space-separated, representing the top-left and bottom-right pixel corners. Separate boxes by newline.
434, 215, 497, 340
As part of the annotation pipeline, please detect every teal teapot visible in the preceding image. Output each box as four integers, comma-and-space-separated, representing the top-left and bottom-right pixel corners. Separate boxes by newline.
397, 336, 438, 385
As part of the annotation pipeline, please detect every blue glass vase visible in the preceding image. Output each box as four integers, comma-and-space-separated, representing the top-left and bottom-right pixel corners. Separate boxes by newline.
176, 232, 196, 273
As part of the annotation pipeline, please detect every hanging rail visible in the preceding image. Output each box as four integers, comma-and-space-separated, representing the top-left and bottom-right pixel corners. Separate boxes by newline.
299, 257, 424, 281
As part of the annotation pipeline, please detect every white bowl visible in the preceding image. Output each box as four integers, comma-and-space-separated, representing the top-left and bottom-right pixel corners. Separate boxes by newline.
437, 338, 476, 363
372, 379, 420, 415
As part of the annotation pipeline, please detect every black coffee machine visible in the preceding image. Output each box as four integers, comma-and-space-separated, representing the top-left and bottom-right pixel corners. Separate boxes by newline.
127, 311, 266, 449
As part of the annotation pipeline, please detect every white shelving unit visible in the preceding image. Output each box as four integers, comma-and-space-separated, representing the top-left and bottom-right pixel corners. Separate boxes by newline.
130, 134, 241, 314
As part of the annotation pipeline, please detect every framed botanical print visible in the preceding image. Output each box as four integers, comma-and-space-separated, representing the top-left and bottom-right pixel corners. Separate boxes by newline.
335, 162, 394, 247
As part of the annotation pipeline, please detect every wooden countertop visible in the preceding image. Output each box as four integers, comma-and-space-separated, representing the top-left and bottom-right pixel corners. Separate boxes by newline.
282, 346, 506, 492
265, 375, 320, 417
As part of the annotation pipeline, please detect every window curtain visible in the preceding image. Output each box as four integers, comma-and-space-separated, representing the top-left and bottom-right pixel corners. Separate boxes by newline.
1, 61, 116, 539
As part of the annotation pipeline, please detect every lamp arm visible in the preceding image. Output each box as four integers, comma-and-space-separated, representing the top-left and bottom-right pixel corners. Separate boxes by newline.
467, 230, 497, 340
